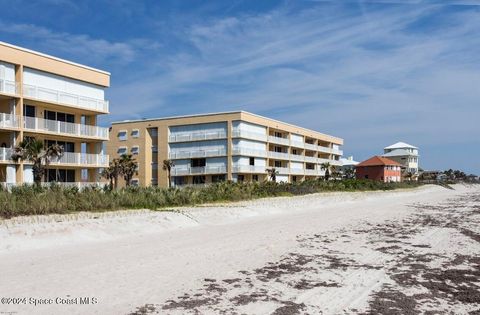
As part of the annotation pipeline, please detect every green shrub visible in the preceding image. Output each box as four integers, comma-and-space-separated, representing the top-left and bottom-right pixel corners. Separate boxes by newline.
0, 180, 422, 219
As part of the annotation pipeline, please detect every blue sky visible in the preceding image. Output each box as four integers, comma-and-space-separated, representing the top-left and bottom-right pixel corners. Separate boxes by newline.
1, 0, 479, 174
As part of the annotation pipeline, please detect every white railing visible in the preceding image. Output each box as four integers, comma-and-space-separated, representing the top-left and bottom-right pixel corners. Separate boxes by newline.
169, 148, 226, 159
169, 130, 227, 143
0, 79, 19, 95
232, 165, 267, 173
317, 158, 332, 164
50, 152, 109, 167
290, 168, 305, 175
317, 145, 332, 154
304, 143, 317, 151
0, 147, 13, 161
331, 148, 343, 156
22, 84, 109, 113
23, 116, 108, 139
268, 151, 290, 160
231, 147, 267, 157
305, 169, 319, 176
290, 154, 305, 162
0, 113, 20, 129
171, 165, 227, 176
331, 160, 342, 166
305, 156, 317, 163
290, 140, 304, 148
231, 128, 268, 142
268, 136, 290, 146
42, 182, 106, 189
275, 167, 290, 174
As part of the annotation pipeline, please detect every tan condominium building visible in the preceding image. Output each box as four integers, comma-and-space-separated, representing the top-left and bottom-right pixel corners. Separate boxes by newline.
0, 41, 110, 188
107, 111, 343, 187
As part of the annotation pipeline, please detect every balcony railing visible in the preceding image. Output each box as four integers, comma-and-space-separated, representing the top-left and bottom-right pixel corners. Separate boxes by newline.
232, 165, 267, 173
290, 140, 304, 148
290, 154, 305, 162
304, 143, 317, 151
231, 128, 267, 142
0, 79, 19, 95
268, 151, 290, 160
22, 84, 109, 113
0, 147, 13, 162
305, 169, 319, 176
50, 152, 109, 167
23, 116, 109, 140
0, 113, 20, 129
169, 130, 227, 143
275, 167, 290, 174
169, 148, 226, 159
305, 156, 317, 163
171, 165, 227, 176
290, 168, 305, 175
317, 145, 332, 154
268, 136, 290, 146
231, 147, 267, 157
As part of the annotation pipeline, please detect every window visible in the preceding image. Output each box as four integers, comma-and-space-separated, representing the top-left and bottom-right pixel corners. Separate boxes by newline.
131, 146, 139, 155
274, 161, 282, 167
275, 146, 282, 153
191, 158, 206, 167
24, 105, 36, 117
274, 132, 282, 138
365, 175, 369, 179
131, 129, 140, 138
292, 149, 297, 155
46, 140, 74, 152
193, 175, 205, 184
212, 174, 226, 183
118, 147, 127, 155
237, 175, 245, 182
249, 157, 255, 166
252, 175, 259, 182
47, 169, 75, 182
118, 131, 127, 141
292, 176, 297, 182
131, 179, 139, 186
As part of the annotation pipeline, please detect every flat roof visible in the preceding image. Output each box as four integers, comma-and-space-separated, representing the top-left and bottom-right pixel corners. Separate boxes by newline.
0, 41, 110, 76
111, 110, 341, 140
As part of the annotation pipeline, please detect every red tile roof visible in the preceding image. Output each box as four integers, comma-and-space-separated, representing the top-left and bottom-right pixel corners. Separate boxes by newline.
356, 156, 402, 167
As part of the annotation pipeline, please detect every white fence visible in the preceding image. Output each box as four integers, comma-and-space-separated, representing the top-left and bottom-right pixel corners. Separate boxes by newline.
24, 116, 108, 139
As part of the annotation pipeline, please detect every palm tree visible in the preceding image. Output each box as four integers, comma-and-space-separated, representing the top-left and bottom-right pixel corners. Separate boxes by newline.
101, 158, 121, 190
119, 154, 138, 187
320, 162, 331, 181
11, 137, 64, 187
266, 167, 279, 182
163, 159, 175, 188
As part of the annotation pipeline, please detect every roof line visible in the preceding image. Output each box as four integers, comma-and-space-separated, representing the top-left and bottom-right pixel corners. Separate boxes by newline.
0, 41, 111, 75
111, 110, 342, 141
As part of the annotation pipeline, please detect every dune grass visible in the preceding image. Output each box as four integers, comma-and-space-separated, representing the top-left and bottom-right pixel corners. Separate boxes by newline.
0, 179, 422, 219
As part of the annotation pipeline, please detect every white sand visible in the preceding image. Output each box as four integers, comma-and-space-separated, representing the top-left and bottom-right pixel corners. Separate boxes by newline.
0, 184, 479, 314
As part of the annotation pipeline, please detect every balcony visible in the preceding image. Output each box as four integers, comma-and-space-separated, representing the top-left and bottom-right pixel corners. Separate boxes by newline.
0, 113, 20, 129
290, 154, 305, 162
23, 116, 109, 140
169, 130, 227, 143
22, 84, 109, 113
232, 165, 267, 173
317, 145, 332, 154
275, 167, 290, 174
231, 128, 267, 142
231, 147, 267, 157
304, 143, 317, 151
305, 156, 318, 163
0, 147, 13, 162
290, 168, 305, 175
268, 151, 290, 160
171, 165, 227, 176
268, 135, 290, 146
305, 169, 319, 176
168, 148, 226, 159
50, 152, 109, 167
0, 79, 19, 96
290, 140, 304, 148
331, 148, 343, 156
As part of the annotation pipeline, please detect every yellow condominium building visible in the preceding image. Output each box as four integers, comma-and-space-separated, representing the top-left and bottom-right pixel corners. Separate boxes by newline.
0, 41, 110, 188
107, 111, 343, 187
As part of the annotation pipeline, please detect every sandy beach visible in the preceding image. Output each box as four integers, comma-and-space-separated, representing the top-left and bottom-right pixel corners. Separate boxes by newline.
1, 184, 479, 314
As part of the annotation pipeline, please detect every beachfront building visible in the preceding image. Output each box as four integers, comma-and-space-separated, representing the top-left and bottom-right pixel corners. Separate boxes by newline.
355, 156, 402, 182
0, 41, 110, 187
107, 111, 343, 187
382, 142, 419, 179
338, 156, 359, 177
